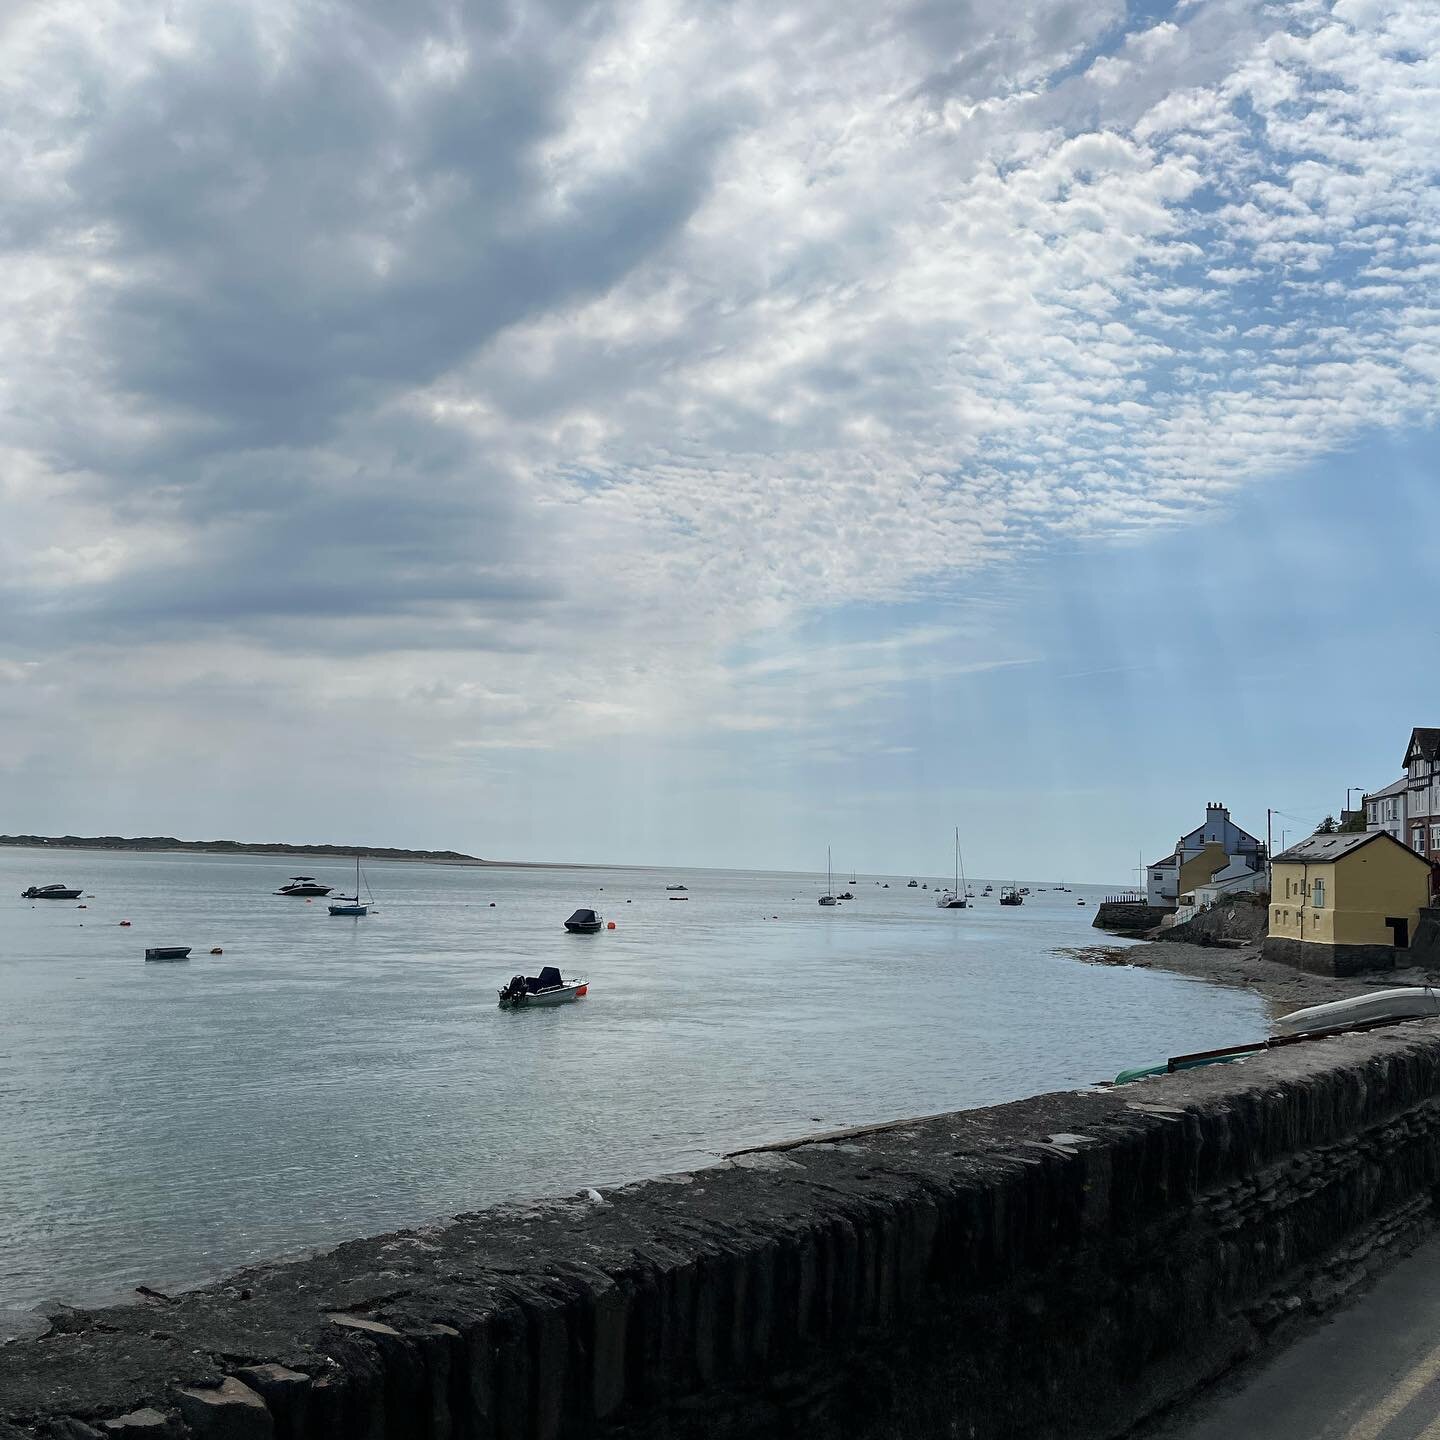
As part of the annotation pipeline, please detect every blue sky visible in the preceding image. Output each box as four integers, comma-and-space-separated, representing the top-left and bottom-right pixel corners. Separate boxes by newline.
1, 0, 1437, 880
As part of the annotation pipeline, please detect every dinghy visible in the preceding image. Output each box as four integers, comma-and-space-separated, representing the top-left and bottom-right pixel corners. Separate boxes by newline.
1276, 987, 1440, 1037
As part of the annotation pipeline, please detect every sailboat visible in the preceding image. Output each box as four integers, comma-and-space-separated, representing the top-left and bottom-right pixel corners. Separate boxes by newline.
936, 828, 969, 909
328, 855, 374, 917
818, 846, 838, 906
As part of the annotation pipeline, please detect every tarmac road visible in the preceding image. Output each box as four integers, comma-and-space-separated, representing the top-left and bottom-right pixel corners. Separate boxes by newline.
1152, 1234, 1440, 1440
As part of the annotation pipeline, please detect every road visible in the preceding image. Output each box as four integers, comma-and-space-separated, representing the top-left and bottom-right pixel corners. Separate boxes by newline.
1153, 1235, 1440, 1440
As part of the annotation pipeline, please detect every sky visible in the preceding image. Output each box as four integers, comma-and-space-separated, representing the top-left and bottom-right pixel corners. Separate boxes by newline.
1, 0, 1437, 882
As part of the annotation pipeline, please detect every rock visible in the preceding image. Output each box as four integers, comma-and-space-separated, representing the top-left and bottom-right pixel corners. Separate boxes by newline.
173, 1378, 272, 1438
99, 1413, 172, 1437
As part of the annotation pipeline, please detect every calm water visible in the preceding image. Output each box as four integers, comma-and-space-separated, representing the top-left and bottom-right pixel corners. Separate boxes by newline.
0, 848, 1265, 1314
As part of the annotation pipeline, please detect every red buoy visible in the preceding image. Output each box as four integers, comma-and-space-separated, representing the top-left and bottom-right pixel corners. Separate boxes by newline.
606, 921, 616, 930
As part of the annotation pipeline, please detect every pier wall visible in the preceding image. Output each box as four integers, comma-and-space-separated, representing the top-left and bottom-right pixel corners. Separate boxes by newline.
1092, 900, 1172, 933
8, 1023, 1440, 1439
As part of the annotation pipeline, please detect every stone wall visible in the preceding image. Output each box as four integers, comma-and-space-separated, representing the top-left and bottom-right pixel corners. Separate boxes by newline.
1092, 900, 1172, 932
7, 1023, 1440, 1440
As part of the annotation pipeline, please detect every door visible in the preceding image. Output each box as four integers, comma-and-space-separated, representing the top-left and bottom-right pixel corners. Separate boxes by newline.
1386, 917, 1410, 949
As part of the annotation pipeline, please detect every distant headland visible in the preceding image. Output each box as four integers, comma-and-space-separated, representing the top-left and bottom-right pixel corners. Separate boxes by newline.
0, 834, 485, 865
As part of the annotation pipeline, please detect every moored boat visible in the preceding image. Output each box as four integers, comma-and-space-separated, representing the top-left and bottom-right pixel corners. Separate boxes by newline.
275, 875, 333, 897
819, 846, 838, 906
999, 885, 1023, 906
665, 884, 688, 891
22, 884, 82, 900
937, 827, 969, 909
145, 946, 192, 962
328, 855, 373, 916
498, 966, 588, 1009
564, 908, 604, 933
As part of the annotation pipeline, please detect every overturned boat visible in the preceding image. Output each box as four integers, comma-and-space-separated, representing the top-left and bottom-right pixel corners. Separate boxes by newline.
498, 966, 588, 1009
1276, 987, 1440, 1037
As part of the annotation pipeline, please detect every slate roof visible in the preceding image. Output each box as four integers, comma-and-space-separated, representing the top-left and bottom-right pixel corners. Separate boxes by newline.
1273, 830, 1431, 866
1405, 728, 1440, 763
1366, 776, 1408, 801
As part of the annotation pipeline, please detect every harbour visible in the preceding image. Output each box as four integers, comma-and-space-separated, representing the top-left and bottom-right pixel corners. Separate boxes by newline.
0, 845, 1265, 1320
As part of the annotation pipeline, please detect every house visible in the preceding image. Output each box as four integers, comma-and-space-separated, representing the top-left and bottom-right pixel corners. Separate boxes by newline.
1146, 802, 1267, 909
1402, 727, 1440, 859
1264, 830, 1433, 976
1364, 776, 1408, 844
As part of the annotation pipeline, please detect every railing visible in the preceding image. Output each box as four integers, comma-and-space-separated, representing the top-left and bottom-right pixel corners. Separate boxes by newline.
1102, 894, 1148, 905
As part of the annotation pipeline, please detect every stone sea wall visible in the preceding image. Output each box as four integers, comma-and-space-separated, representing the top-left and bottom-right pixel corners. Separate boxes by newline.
1092, 901, 1172, 933
7, 1022, 1440, 1439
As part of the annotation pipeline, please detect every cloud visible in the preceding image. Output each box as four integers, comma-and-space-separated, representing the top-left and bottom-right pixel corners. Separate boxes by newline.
0, 0, 1438, 795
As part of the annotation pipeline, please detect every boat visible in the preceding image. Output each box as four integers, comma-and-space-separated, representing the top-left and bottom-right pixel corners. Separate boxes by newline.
838, 891, 855, 900
275, 875, 333, 897
1276, 988, 1440, 1037
668, 894, 689, 901
328, 855, 373, 916
564, 908, 604, 933
937, 828, 969, 908
819, 847, 838, 906
145, 946, 191, 962
665, 884, 688, 891
999, 885, 1023, 906
907, 879, 919, 887
983, 884, 993, 895
498, 966, 588, 1009
21, 884, 82, 900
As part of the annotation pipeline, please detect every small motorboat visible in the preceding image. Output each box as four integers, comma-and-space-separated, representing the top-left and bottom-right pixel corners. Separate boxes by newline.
838, 891, 855, 900
983, 884, 993, 895
564, 908, 604, 933
907, 879, 919, 887
999, 885, 1023, 906
668, 894, 690, 900
145, 946, 192, 962
498, 966, 588, 1009
275, 875, 333, 896
22, 884, 82, 900
665, 884, 688, 891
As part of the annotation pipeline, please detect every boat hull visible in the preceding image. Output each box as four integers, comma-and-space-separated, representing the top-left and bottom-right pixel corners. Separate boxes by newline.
145, 947, 191, 962
564, 921, 603, 933
1277, 988, 1440, 1037
22, 887, 82, 900
328, 904, 367, 916
499, 982, 588, 1009
276, 885, 332, 896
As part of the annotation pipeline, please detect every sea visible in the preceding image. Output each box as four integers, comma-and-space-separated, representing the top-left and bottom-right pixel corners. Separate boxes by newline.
0, 847, 1266, 1319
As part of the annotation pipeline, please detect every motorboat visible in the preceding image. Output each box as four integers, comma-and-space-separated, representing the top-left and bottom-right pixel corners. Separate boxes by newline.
564, 908, 604, 933
22, 883, 82, 900
982, 884, 993, 895
668, 894, 689, 901
907, 879, 919, 887
275, 876, 333, 896
937, 827, 969, 909
145, 946, 191, 962
999, 885, 1023, 906
498, 966, 588, 1009
328, 856, 373, 916
665, 884, 688, 891
838, 891, 855, 900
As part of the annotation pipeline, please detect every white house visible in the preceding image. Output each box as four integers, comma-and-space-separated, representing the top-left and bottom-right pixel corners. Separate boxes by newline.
1365, 776, 1408, 845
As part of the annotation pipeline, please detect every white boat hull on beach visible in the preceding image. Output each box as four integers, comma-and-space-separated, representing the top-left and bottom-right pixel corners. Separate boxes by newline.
1276, 987, 1440, 1036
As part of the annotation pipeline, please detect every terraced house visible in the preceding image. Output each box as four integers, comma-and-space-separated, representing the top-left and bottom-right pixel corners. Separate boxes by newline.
1365, 727, 1440, 859
1145, 802, 1267, 911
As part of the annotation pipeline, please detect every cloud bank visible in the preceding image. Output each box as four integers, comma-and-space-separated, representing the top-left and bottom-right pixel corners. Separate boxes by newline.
1, 0, 1437, 822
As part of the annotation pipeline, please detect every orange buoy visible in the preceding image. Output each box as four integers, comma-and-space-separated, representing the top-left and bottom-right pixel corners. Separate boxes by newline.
606, 921, 616, 930
210, 947, 223, 955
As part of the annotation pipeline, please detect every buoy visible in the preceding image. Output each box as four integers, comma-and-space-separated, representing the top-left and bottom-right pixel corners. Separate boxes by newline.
210, 947, 223, 955
120, 920, 131, 927
606, 921, 616, 930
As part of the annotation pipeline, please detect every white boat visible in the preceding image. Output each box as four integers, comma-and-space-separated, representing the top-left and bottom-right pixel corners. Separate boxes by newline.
819, 847, 838, 906
1276, 987, 1440, 1037
498, 967, 589, 1009
937, 827, 969, 909
328, 855, 373, 916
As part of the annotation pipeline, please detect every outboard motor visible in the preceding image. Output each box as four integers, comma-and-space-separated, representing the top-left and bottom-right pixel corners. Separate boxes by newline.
500, 975, 527, 1002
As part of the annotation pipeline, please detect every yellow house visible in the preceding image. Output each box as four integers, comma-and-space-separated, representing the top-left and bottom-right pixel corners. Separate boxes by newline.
1264, 830, 1433, 976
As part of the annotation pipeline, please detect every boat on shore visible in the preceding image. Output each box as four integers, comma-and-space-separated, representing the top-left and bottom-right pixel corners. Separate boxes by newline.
564, 908, 604, 933
22, 884, 83, 900
145, 946, 191, 962
1276, 987, 1440, 1036
275, 875, 332, 897
498, 966, 588, 1009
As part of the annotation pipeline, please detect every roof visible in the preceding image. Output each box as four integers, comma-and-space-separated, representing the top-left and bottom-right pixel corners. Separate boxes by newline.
1406, 728, 1440, 763
1273, 829, 1432, 866
1366, 776, 1408, 801
1148, 853, 1178, 870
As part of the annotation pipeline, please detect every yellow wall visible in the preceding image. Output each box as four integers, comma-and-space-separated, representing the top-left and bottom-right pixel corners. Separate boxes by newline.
1269, 841, 1430, 949
1179, 841, 1230, 896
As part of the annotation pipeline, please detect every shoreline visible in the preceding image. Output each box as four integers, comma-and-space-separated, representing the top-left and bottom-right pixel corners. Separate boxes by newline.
1061, 934, 1439, 1018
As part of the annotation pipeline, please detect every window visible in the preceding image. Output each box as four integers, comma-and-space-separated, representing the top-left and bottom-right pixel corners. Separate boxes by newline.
1313, 878, 1325, 908
1430, 824, 1440, 853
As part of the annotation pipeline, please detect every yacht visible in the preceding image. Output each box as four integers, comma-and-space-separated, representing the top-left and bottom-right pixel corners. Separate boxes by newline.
275, 875, 333, 896
21, 883, 82, 900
